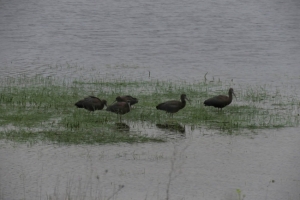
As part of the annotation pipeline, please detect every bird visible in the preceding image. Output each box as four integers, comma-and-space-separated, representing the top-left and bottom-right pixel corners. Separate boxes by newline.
106, 100, 131, 122
115, 95, 138, 107
156, 94, 190, 117
75, 96, 107, 112
204, 88, 236, 111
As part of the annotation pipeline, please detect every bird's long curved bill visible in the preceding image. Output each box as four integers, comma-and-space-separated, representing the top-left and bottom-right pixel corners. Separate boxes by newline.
233, 92, 237, 100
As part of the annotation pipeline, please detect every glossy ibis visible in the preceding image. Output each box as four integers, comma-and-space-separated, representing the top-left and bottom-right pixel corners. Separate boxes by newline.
75, 96, 107, 112
156, 94, 190, 117
115, 95, 138, 107
204, 88, 236, 111
106, 100, 131, 122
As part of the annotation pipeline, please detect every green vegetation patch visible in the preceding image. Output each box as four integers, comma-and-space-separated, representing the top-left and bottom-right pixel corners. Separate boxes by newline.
0, 75, 299, 144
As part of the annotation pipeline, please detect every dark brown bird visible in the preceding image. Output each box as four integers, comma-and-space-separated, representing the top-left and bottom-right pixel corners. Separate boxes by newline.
156, 94, 190, 117
75, 96, 107, 112
106, 100, 131, 122
204, 88, 236, 111
115, 95, 138, 106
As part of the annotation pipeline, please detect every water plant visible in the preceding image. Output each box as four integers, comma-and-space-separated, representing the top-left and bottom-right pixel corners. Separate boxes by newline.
236, 189, 246, 200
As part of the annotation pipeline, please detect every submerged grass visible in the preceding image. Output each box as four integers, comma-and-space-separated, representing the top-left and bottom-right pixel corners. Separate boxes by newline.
0, 75, 299, 144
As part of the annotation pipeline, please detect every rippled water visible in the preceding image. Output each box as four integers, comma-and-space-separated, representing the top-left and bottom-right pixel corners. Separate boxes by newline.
0, 0, 300, 199
0, 0, 300, 85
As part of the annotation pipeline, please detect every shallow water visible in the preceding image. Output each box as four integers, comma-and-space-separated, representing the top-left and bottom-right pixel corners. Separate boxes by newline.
0, 0, 300, 199
1, 128, 300, 200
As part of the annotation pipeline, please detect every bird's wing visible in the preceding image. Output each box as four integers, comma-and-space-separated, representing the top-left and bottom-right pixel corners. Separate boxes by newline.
215, 95, 228, 101
84, 96, 101, 103
162, 100, 180, 107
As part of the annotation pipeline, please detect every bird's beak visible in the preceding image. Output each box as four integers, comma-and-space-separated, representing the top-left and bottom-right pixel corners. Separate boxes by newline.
233, 92, 237, 100
186, 97, 191, 104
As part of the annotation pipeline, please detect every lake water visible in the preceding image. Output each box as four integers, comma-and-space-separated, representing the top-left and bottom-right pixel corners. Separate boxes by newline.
0, 0, 300, 199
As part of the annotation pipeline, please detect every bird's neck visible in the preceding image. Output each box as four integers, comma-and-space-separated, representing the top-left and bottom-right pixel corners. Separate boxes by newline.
181, 99, 186, 108
228, 93, 233, 102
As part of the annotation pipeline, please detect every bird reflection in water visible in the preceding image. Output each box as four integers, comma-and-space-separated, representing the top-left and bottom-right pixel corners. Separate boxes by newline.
156, 121, 185, 134
115, 122, 130, 132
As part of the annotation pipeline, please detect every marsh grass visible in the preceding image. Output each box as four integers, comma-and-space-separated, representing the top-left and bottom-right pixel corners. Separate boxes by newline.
0, 75, 299, 144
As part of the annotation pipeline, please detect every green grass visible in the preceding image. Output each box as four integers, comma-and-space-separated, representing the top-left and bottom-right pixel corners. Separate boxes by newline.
0, 75, 299, 144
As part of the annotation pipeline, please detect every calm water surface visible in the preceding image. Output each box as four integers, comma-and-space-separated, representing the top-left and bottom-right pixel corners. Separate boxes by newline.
0, 0, 300, 199
0, 0, 299, 86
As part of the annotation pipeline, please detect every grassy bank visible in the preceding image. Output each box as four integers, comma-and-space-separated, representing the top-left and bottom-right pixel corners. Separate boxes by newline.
0, 75, 299, 144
